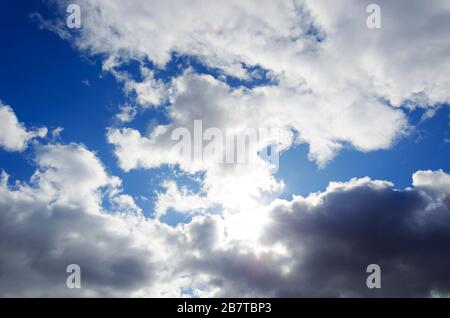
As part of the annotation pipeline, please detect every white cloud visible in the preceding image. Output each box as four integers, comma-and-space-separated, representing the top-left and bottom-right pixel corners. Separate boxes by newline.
107, 71, 403, 208
31, 143, 119, 211
124, 66, 168, 108
413, 169, 450, 197
107, 64, 168, 109
45, 0, 424, 170
0, 103, 47, 152
52, 0, 450, 109
115, 105, 137, 123
155, 180, 211, 219
304, 0, 450, 107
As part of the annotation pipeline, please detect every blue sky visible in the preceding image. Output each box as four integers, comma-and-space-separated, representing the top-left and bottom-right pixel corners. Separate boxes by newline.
1, 0, 450, 297
277, 106, 450, 197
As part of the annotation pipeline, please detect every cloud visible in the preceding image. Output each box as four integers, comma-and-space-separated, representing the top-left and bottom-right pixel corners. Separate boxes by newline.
413, 169, 450, 197
178, 173, 450, 297
304, 0, 450, 107
155, 180, 211, 219
105, 63, 169, 109
115, 105, 137, 123
43, 0, 423, 167
107, 71, 403, 209
123, 66, 168, 108
53, 0, 450, 108
31, 143, 123, 211
0, 103, 47, 152
0, 142, 193, 297
105, 73, 289, 211
0, 143, 151, 296
2, 146, 450, 297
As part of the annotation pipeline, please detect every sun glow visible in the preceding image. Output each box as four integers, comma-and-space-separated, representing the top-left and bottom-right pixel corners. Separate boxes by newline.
223, 207, 270, 246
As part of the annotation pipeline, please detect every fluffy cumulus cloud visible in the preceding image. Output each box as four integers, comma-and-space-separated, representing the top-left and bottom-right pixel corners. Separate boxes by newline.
413, 169, 450, 198
69, 0, 450, 109
61, 0, 425, 167
107, 72, 289, 209
155, 180, 211, 219
0, 103, 47, 152
2, 146, 450, 297
0, 141, 183, 297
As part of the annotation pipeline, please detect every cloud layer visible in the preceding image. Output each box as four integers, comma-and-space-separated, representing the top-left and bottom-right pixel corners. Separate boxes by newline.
0, 105, 449, 297
1, 0, 449, 297
2, 141, 450, 297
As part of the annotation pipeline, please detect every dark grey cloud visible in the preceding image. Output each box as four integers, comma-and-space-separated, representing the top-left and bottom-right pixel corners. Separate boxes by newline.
0, 196, 155, 297
181, 176, 450, 297
0, 143, 157, 297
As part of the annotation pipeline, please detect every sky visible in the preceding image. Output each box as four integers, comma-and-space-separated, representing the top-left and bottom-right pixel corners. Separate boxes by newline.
0, 0, 450, 297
